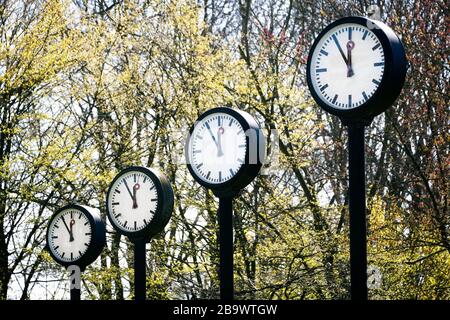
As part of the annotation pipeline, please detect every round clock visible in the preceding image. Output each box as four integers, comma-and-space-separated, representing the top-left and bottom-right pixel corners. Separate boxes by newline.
46, 204, 106, 269
106, 166, 174, 240
185, 107, 265, 197
306, 16, 407, 122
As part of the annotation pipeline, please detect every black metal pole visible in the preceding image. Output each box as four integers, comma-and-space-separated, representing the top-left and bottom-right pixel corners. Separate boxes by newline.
347, 124, 368, 300
218, 196, 234, 300
134, 239, 146, 301
70, 288, 80, 301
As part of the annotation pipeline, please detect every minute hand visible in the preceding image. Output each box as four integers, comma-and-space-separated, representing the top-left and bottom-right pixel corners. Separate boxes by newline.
123, 180, 134, 201
332, 34, 348, 65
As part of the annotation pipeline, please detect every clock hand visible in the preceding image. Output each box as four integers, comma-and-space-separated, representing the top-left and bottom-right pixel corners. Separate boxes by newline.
332, 34, 348, 65
346, 40, 355, 77
217, 127, 224, 157
205, 123, 219, 148
69, 218, 75, 242
61, 217, 72, 240
123, 179, 135, 203
132, 183, 140, 209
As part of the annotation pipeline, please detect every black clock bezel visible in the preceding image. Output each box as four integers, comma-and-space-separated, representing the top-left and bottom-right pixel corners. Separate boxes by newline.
105, 166, 174, 241
306, 16, 407, 123
185, 107, 266, 198
46, 204, 106, 270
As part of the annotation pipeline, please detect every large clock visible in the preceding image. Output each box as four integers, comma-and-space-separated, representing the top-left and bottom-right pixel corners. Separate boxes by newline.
106, 166, 174, 240
185, 107, 265, 197
306, 16, 407, 122
46, 204, 106, 269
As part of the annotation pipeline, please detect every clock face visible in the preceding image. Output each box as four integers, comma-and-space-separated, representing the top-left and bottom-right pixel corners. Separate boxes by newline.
309, 23, 385, 110
187, 112, 247, 184
47, 209, 92, 263
107, 170, 159, 233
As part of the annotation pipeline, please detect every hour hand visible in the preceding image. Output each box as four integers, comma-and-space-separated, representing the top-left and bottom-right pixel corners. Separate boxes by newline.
216, 127, 224, 157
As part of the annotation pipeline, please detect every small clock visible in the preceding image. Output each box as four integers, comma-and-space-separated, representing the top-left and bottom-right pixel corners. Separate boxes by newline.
46, 204, 106, 269
306, 16, 407, 122
106, 166, 174, 240
185, 107, 265, 197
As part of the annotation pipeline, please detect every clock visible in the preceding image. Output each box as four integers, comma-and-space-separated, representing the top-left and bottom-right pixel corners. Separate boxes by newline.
185, 107, 265, 197
46, 204, 106, 269
306, 16, 407, 122
106, 166, 174, 240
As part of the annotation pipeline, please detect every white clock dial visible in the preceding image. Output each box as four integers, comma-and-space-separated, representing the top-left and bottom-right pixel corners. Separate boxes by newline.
310, 23, 385, 109
188, 112, 247, 184
48, 209, 92, 263
107, 171, 158, 232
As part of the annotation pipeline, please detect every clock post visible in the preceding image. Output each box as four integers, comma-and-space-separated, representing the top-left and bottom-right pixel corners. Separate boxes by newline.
218, 195, 234, 300
306, 16, 407, 300
346, 121, 369, 299
185, 107, 266, 300
133, 238, 147, 301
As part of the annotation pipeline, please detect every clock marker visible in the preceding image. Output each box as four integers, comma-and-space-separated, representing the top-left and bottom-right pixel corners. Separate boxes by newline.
372, 79, 380, 85
372, 43, 381, 51
332, 94, 338, 104
320, 84, 328, 91
362, 91, 368, 101
206, 171, 211, 180
112, 202, 120, 205
362, 30, 368, 40
348, 95, 352, 108
316, 68, 327, 73
374, 62, 384, 67
348, 26, 352, 40
320, 49, 328, 56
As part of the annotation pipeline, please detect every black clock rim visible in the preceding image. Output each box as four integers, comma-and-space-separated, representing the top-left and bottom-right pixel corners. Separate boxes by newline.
105, 166, 173, 240
185, 107, 265, 197
46, 204, 105, 269
306, 16, 406, 122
